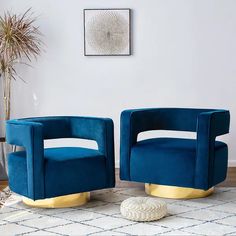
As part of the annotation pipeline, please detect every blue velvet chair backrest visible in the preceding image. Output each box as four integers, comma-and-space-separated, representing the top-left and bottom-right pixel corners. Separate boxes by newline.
123, 108, 229, 144
9, 116, 111, 154
23, 117, 71, 139
130, 108, 211, 133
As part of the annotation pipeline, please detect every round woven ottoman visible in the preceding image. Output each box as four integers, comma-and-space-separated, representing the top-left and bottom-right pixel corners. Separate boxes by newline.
120, 197, 167, 222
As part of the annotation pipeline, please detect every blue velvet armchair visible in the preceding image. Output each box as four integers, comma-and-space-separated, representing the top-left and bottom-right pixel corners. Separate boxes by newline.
120, 108, 230, 198
6, 116, 115, 207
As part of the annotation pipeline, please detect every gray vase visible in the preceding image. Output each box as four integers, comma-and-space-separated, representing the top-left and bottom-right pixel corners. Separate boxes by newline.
0, 142, 12, 180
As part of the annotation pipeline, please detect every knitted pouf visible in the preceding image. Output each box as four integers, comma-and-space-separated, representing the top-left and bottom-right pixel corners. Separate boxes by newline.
120, 197, 167, 222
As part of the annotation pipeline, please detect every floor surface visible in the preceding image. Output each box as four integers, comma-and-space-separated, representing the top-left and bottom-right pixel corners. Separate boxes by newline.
0, 187, 236, 235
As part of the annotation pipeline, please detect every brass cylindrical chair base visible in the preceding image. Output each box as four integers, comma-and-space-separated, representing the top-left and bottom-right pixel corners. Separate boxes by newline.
145, 184, 214, 199
22, 192, 90, 208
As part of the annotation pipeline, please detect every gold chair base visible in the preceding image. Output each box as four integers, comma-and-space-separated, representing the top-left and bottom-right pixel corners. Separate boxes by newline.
145, 184, 214, 199
22, 192, 90, 208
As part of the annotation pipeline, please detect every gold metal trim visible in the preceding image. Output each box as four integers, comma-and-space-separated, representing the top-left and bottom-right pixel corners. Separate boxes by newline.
22, 192, 90, 208
145, 184, 214, 199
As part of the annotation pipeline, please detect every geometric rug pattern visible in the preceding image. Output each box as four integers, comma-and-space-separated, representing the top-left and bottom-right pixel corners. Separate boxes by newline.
0, 187, 236, 235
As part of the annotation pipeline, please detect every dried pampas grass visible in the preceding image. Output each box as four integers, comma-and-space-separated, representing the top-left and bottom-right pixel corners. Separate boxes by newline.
0, 8, 42, 124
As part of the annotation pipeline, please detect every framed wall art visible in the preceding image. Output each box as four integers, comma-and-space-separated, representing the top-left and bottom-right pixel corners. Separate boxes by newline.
84, 8, 131, 56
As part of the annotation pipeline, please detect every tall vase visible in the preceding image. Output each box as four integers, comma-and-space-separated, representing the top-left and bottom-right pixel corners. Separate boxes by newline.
0, 138, 8, 180
0, 72, 11, 180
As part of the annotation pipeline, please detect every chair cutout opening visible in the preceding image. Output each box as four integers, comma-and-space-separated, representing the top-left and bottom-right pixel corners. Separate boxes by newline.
137, 130, 196, 142
44, 138, 98, 150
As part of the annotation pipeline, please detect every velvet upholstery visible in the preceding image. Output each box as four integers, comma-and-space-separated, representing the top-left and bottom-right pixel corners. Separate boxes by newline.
120, 108, 230, 190
6, 116, 115, 200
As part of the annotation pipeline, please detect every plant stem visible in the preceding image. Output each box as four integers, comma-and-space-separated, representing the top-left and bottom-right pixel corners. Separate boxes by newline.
3, 70, 11, 121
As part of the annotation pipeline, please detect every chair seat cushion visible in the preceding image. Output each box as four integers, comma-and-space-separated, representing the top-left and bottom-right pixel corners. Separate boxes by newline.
44, 147, 107, 198
8, 147, 108, 198
130, 138, 227, 188
44, 147, 103, 161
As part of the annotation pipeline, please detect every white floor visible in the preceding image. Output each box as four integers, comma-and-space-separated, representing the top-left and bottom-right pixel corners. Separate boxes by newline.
0, 188, 236, 235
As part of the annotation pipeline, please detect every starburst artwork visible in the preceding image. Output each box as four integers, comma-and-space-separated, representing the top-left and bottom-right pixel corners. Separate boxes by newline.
84, 9, 131, 56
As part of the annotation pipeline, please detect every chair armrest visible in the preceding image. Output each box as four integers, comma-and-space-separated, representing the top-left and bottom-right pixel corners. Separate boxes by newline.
6, 120, 44, 200
120, 108, 167, 180
120, 110, 136, 180
70, 117, 113, 153
195, 110, 230, 189
70, 117, 115, 187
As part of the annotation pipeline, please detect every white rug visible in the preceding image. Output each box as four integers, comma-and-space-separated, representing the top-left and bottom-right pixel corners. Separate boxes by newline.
0, 187, 236, 235
0, 187, 11, 207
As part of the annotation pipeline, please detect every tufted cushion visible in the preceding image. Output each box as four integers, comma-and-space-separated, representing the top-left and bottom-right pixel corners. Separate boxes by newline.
120, 197, 167, 222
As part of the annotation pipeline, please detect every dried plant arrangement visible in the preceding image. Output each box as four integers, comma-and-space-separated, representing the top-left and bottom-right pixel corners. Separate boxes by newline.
0, 8, 42, 134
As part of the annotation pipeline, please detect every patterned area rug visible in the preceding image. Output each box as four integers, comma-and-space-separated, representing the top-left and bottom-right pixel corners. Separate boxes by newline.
0, 187, 11, 208
0, 187, 236, 235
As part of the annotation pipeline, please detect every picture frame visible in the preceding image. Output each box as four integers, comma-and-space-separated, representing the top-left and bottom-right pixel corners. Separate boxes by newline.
84, 8, 131, 56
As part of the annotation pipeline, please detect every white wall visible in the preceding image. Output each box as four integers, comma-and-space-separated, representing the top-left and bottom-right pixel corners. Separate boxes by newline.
1, 0, 236, 166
